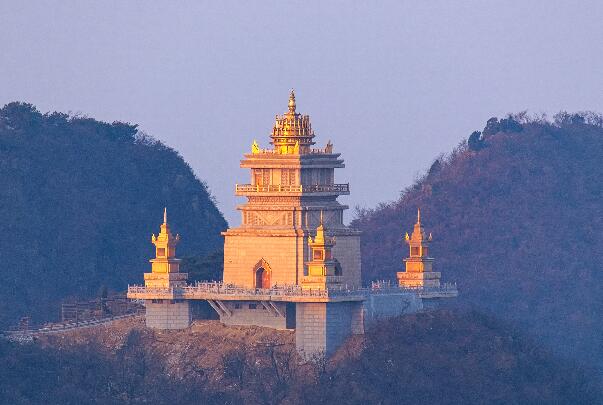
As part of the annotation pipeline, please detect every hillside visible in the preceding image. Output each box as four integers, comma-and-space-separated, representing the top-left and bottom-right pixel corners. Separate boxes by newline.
0, 102, 227, 327
1, 311, 599, 404
353, 112, 603, 368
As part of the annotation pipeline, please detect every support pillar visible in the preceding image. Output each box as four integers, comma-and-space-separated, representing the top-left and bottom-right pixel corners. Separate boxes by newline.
295, 301, 364, 359
145, 300, 191, 330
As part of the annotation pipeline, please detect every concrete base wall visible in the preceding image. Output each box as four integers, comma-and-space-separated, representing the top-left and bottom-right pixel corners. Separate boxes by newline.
363, 292, 423, 326
421, 298, 440, 310
295, 301, 364, 359
219, 301, 289, 329
145, 300, 191, 330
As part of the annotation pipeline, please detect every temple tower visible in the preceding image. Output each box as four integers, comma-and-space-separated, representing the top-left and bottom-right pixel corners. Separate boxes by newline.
223, 90, 361, 288
396, 209, 441, 288
144, 208, 187, 288
301, 214, 343, 290
143, 209, 191, 329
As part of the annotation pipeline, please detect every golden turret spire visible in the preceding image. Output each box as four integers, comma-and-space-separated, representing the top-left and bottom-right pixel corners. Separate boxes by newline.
411, 208, 426, 241
154, 208, 179, 251
303, 213, 341, 290
397, 209, 439, 288
288, 89, 296, 113
145, 208, 187, 288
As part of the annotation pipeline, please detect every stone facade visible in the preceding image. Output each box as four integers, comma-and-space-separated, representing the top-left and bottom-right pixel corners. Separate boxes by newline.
223, 230, 306, 287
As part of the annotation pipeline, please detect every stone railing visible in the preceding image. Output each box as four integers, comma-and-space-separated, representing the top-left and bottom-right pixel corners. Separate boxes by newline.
301, 275, 344, 284
128, 283, 331, 298
249, 146, 334, 155
2, 313, 143, 340
127, 281, 457, 300
235, 183, 349, 194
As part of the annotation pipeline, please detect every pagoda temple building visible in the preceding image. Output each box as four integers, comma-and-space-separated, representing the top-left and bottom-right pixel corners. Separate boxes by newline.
128, 91, 457, 358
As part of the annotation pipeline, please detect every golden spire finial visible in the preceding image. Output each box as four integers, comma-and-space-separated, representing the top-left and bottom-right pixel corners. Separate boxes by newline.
320, 210, 324, 226
417, 208, 421, 224
288, 89, 296, 113
164, 207, 167, 224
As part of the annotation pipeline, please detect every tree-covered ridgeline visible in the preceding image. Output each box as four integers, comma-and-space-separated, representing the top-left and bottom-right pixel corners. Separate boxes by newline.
0, 102, 227, 327
353, 111, 603, 369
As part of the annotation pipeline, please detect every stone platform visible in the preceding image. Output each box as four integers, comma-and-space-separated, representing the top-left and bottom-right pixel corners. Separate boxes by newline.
128, 282, 457, 358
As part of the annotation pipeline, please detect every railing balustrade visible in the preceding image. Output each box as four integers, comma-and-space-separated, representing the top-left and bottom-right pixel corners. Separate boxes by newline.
127, 281, 457, 299
249, 146, 334, 155
235, 183, 349, 194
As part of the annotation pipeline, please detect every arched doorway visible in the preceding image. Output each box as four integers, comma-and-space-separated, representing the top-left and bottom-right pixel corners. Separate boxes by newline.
253, 259, 272, 289
255, 267, 270, 289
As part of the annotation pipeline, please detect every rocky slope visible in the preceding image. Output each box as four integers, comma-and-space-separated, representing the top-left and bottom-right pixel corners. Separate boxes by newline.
1, 310, 599, 404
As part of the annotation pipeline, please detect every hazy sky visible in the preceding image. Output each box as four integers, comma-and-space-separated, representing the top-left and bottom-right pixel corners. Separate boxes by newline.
1, 1, 602, 225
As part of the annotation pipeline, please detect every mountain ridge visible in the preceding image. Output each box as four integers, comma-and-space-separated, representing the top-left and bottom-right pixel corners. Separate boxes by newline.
0, 102, 227, 327
353, 112, 603, 368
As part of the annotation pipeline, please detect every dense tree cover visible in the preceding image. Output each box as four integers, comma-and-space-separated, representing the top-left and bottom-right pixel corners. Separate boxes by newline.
0, 102, 227, 327
352, 112, 603, 368
302, 311, 601, 404
1, 311, 599, 404
181, 251, 224, 283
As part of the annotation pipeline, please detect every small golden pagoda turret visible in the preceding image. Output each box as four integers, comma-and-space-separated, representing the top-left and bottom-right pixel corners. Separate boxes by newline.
270, 89, 316, 154
144, 208, 188, 289
396, 209, 441, 288
301, 213, 343, 290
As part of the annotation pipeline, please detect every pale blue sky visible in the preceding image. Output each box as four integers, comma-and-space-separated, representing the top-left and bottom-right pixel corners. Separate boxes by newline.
1, 1, 601, 225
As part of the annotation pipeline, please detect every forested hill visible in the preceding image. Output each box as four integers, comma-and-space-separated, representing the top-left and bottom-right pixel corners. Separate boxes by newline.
0, 102, 227, 327
353, 112, 603, 368
1, 311, 599, 403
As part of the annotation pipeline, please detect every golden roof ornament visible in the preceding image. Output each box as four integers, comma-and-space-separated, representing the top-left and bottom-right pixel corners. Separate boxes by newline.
270, 90, 316, 153
252, 139, 260, 154
325, 140, 333, 153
